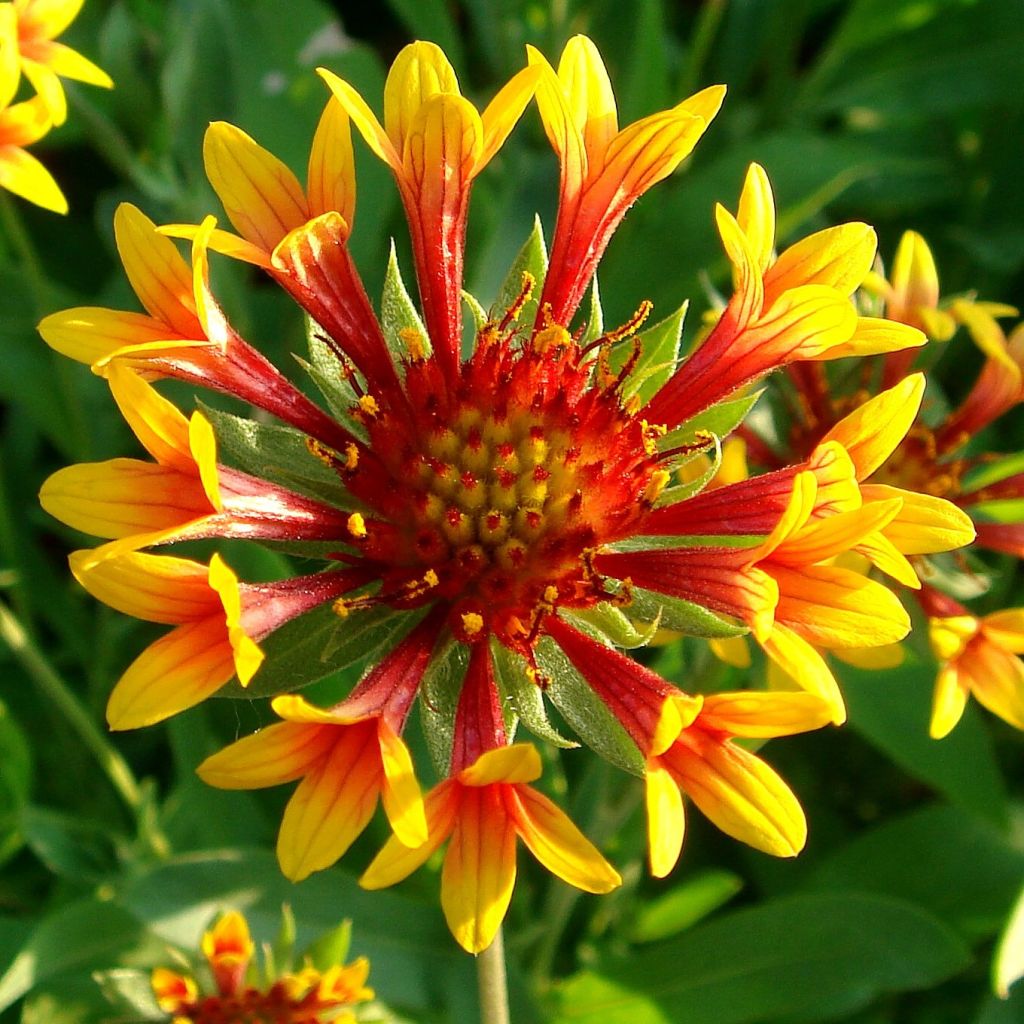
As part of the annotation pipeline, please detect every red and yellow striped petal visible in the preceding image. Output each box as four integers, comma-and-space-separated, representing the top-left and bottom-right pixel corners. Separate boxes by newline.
459, 742, 542, 787
554, 35, 618, 157
307, 97, 355, 225
441, 784, 517, 954
383, 40, 460, 151
698, 691, 832, 738
106, 364, 192, 470
39, 459, 210, 538
861, 484, 976, 554
736, 162, 775, 275
820, 374, 924, 481
203, 121, 308, 252
508, 784, 621, 892
360, 781, 459, 890
106, 616, 235, 729
664, 731, 807, 856
196, 721, 335, 789
764, 222, 876, 304
276, 721, 382, 881
38, 307, 181, 366
823, 316, 925, 360
113, 204, 202, 337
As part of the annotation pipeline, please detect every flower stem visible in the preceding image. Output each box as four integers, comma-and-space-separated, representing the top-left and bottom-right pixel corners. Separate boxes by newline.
0, 600, 153, 834
477, 926, 511, 1024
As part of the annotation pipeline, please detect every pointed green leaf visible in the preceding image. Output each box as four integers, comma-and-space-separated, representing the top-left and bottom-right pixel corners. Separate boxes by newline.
491, 215, 548, 328
628, 869, 744, 944
491, 639, 577, 749
611, 302, 688, 403
419, 638, 470, 777
220, 604, 418, 699
566, 603, 661, 649
199, 402, 353, 508
625, 586, 749, 639
462, 290, 489, 332
304, 316, 361, 421
539, 637, 645, 776
660, 389, 763, 449
303, 918, 353, 974
580, 275, 604, 346
381, 241, 431, 358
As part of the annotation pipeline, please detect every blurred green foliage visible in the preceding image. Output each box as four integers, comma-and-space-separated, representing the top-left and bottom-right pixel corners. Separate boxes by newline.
1, 0, 1022, 1021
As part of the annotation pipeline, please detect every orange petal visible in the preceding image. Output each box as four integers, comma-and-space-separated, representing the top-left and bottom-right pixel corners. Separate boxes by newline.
197, 721, 335, 789
644, 761, 685, 878
38, 307, 180, 366
105, 364, 192, 470
698, 691, 833, 738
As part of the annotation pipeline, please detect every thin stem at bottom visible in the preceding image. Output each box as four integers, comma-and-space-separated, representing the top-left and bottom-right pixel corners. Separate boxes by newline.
477, 926, 511, 1024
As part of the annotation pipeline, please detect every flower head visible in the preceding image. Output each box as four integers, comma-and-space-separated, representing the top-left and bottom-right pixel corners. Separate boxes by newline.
151, 908, 373, 1024
43, 36, 944, 949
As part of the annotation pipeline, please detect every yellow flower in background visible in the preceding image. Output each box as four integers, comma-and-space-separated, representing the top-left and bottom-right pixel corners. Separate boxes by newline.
7, 0, 112, 125
0, 4, 63, 211
151, 909, 373, 1024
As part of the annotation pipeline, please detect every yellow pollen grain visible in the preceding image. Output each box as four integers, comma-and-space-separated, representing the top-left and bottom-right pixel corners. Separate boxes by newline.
423, 569, 440, 588
332, 598, 349, 619
461, 612, 484, 636
641, 419, 668, 455
533, 324, 571, 354
347, 512, 367, 539
398, 327, 427, 361
344, 443, 359, 470
543, 585, 559, 604
644, 470, 671, 504
358, 394, 379, 418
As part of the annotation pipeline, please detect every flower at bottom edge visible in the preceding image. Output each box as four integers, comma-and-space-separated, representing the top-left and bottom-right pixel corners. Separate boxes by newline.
359, 743, 621, 955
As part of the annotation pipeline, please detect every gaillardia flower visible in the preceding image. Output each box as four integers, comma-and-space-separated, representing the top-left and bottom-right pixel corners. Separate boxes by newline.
43, 37, 955, 951
149, 909, 373, 1024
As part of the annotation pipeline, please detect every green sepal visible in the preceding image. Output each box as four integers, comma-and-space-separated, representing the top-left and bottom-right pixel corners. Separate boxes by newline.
625, 586, 749, 638
538, 635, 645, 777
418, 637, 470, 778
302, 918, 353, 973
92, 969, 165, 1021
462, 290, 489, 333
198, 401, 354, 509
267, 903, 298, 978
303, 315, 360, 422
579, 274, 604, 346
961, 450, 1024, 492
613, 301, 689, 403
660, 388, 763, 450
219, 604, 418, 698
490, 215, 547, 328
565, 602, 661, 649
608, 534, 761, 551
381, 240, 431, 358
656, 435, 724, 504
491, 638, 578, 749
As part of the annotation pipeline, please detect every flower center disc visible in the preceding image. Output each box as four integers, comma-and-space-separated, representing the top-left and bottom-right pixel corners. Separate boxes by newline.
347, 326, 664, 646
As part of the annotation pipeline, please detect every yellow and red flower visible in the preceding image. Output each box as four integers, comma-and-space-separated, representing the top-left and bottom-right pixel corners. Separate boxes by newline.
42, 37, 957, 949
152, 909, 373, 1024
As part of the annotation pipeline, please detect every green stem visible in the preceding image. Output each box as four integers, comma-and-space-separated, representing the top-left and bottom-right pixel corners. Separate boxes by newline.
0, 600, 146, 825
0, 192, 49, 312
477, 926, 511, 1024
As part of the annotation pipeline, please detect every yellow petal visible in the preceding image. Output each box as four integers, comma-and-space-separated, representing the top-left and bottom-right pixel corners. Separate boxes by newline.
644, 762, 685, 878
765, 222, 876, 303
819, 374, 925, 480
773, 563, 911, 649
0, 143, 67, 213
316, 67, 400, 169
113, 204, 202, 337
832, 643, 905, 670
378, 719, 428, 849
753, 470, 817, 561
159, 223, 272, 268
556, 35, 617, 156
666, 734, 807, 856
853, 529, 921, 589
39, 459, 210, 538
43, 40, 113, 88
743, 283, 857, 360
478, 63, 541, 169
709, 634, 751, 668
277, 722, 381, 881
106, 616, 234, 729
271, 693, 361, 725
441, 785, 517, 954
38, 307, 177, 366
20, 58, 66, 126
954, 301, 1021, 375
459, 743, 542, 787
736, 163, 775, 275
959, 639, 1024, 731
188, 412, 223, 512
890, 230, 940, 312
760, 623, 846, 724
197, 721, 334, 789
930, 664, 969, 739
208, 553, 263, 686
715, 203, 764, 327
510, 784, 621, 892
822, 316, 926, 360
861, 484, 976, 554
69, 548, 215, 623
773, 498, 903, 565
982, 610, 1024, 653
360, 781, 459, 890
383, 40, 460, 151
402, 92, 482, 195
203, 121, 307, 251
698, 691, 833, 738
307, 96, 355, 226
526, 45, 587, 198
106, 364, 192, 469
